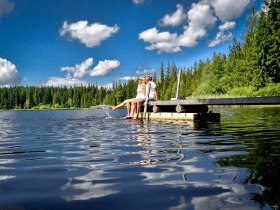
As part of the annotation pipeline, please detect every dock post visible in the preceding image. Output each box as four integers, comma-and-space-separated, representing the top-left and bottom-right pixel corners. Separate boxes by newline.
143, 83, 151, 119
175, 69, 181, 99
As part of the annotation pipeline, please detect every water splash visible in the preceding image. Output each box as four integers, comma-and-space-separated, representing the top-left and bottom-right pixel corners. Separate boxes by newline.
99, 105, 113, 119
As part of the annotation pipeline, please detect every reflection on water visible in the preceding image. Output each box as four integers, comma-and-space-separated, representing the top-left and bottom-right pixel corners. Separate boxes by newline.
0, 107, 279, 209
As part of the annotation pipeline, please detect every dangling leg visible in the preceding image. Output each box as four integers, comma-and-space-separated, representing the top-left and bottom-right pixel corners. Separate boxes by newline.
134, 100, 143, 119
112, 99, 132, 111
126, 101, 131, 118
128, 99, 136, 118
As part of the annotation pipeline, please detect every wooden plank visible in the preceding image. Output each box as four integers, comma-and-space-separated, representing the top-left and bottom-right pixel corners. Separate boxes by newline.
148, 112, 196, 120
149, 96, 280, 106
139, 112, 220, 122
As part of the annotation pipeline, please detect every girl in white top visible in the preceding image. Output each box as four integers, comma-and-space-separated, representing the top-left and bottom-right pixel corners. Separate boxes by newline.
135, 80, 146, 101
112, 77, 146, 119
133, 74, 158, 119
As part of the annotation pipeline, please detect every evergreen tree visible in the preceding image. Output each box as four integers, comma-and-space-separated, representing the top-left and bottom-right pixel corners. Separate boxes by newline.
241, 6, 258, 87
264, 0, 280, 83
253, 10, 270, 87
164, 63, 176, 100
253, 0, 280, 86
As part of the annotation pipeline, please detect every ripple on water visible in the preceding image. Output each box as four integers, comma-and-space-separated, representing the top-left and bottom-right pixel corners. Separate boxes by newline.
0, 108, 279, 209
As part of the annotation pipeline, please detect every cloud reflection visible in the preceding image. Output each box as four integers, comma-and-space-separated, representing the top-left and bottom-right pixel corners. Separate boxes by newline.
0, 175, 16, 181
62, 170, 120, 201
190, 183, 256, 210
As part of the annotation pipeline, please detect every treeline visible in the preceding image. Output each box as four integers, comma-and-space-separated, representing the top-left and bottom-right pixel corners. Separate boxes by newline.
0, 0, 279, 110
0, 85, 109, 109
0, 81, 139, 110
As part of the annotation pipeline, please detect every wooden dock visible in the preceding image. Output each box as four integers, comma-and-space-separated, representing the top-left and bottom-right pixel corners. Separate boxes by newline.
140, 96, 280, 122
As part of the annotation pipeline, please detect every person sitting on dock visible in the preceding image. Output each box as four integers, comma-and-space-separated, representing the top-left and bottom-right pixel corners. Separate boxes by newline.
134, 74, 158, 119
112, 77, 146, 119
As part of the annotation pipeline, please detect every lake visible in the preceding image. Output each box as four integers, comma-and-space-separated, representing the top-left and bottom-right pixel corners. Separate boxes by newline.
0, 107, 279, 210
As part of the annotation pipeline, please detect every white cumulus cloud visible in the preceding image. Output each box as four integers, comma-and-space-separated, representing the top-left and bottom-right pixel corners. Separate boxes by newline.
0, 0, 14, 17
60, 58, 120, 78
61, 58, 93, 79
179, 2, 217, 47
208, 21, 236, 47
159, 4, 187, 27
208, 31, 233, 47
89, 60, 120, 77
44, 77, 88, 87
211, 0, 251, 22
59, 21, 119, 48
46, 58, 120, 86
218, 21, 236, 31
132, 0, 144, 5
139, 2, 217, 52
0, 58, 21, 86
139, 27, 181, 53
139, 0, 251, 52
136, 69, 156, 75
118, 76, 137, 81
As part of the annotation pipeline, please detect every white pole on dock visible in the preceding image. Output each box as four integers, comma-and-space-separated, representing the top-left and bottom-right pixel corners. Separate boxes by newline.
175, 69, 182, 100
143, 83, 151, 119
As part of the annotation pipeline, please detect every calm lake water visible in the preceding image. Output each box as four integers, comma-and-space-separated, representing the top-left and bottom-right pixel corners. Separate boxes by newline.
0, 107, 279, 210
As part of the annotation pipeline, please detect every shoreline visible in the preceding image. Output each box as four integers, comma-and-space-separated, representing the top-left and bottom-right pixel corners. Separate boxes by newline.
1, 104, 279, 112
0, 105, 112, 112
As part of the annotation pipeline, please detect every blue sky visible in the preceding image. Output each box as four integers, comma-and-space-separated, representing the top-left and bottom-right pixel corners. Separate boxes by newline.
0, 0, 262, 87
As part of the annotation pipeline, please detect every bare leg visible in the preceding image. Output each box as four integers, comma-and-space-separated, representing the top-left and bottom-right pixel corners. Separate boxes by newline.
128, 100, 136, 118
112, 99, 133, 111
134, 100, 143, 119
126, 101, 131, 117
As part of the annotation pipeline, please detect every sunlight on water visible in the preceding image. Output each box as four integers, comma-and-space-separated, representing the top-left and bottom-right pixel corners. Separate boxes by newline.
0, 107, 279, 210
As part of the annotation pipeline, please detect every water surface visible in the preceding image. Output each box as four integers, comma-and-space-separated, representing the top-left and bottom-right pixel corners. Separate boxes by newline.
0, 107, 279, 209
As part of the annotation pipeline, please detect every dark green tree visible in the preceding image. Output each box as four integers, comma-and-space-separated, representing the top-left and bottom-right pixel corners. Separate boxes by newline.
253, 0, 280, 87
